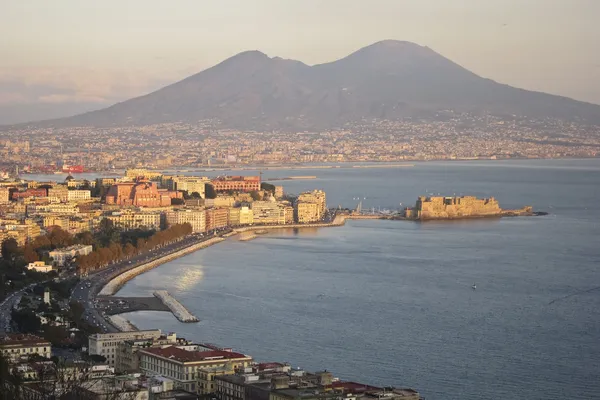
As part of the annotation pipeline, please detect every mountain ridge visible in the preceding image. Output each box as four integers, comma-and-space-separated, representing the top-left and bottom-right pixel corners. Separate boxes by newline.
12, 40, 600, 129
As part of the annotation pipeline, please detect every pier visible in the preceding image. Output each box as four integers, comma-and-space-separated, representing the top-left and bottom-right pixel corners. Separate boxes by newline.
153, 290, 199, 323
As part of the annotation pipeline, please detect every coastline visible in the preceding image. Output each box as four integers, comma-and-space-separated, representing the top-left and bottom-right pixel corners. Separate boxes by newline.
94, 211, 543, 332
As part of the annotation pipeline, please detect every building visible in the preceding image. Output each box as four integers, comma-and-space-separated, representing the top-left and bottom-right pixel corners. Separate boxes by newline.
140, 346, 253, 393
295, 202, 320, 223
105, 181, 172, 207
117, 332, 206, 374
49, 244, 93, 266
0, 187, 9, 203
27, 261, 53, 273
251, 200, 286, 225
67, 189, 91, 201
204, 196, 236, 208
126, 168, 164, 181
11, 188, 47, 200
47, 185, 69, 202
88, 330, 162, 367
0, 334, 51, 363
228, 206, 254, 226
105, 211, 163, 231
413, 196, 502, 219
211, 176, 260, 193
295, 190, 326, 223
166, 209, 206, 233
274, 186, 284, 199
205, 207, 229, 231
165, 176, 210, 198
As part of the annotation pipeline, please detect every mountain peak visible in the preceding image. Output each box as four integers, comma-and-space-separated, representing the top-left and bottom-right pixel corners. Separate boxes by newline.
23, 41, 600, 128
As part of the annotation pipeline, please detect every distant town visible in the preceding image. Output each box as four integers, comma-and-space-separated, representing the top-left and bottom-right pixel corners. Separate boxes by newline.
1, 112, 599, 176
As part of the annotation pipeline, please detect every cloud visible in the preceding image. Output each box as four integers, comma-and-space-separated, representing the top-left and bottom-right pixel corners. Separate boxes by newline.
0, 66, 182, 105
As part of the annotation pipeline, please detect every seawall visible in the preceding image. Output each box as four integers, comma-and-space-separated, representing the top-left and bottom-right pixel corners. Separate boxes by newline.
99, 237, 225, 296
153, 290, 199, 323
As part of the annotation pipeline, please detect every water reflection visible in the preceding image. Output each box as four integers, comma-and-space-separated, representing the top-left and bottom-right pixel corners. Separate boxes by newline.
173, 266, 204, 292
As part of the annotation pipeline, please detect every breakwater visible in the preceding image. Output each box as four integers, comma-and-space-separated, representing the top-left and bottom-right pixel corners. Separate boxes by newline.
108, 315, 139, 332
153, 290, 199, 322
99, 237, 225, 296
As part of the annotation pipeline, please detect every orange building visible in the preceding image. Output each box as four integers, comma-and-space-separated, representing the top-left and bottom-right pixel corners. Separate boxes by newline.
211, 176, 260, 192
105, 181, 175, 207
205, 207, 229, 231
11, 188, 47, 200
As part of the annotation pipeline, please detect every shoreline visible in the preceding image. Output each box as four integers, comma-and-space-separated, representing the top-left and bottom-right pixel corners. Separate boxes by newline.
94, 211, 543, 332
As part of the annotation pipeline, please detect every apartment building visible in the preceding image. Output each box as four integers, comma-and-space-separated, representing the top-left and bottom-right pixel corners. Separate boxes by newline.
67, 189, 91, 201
49, 244, 93, 266
0, 187, 9, 203
139, 346, 253, 393
205, 207, 229, 231
211, 176, 260, 192
0, 334, 51, 363
251, 201, 286, 225
88, 330, 162, 367
228, 206, 254, 226
105, 211, 163, 231
165, 209, 206, 233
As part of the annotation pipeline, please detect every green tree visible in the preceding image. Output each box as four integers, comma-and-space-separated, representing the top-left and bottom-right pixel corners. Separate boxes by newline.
171, 198, 185, 205
190, 191, 201, 198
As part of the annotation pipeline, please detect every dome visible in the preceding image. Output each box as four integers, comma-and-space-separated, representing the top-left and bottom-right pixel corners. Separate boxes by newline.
65, 175, 74, 181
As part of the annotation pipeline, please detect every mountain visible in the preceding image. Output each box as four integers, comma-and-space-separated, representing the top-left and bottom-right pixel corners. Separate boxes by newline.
24, 40, 600, 129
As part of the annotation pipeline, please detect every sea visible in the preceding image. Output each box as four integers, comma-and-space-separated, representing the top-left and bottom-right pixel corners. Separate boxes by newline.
26, 159, 600, 399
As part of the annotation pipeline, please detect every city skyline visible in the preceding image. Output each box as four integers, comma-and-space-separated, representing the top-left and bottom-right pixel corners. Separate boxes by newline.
1, 0, 600, 125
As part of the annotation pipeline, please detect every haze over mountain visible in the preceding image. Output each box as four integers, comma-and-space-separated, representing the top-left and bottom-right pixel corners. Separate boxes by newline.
23, 40, 600, 129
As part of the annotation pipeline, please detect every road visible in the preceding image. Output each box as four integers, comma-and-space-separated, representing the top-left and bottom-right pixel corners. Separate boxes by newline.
0, 283, 37, 334
71, 231, 227, 333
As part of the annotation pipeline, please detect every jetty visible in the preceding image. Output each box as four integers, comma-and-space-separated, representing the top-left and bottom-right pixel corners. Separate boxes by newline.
108, 315, 139, 332
153, 290, 199, 323
239, 234, 258, 242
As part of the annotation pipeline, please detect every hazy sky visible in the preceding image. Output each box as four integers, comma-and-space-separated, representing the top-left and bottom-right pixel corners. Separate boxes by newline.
1, 0, 600, 108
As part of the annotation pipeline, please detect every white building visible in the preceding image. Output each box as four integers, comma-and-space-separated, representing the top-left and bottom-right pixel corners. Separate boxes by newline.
67, 189, 91, 201
165, 209, 206, 233
0, 334, 51, 362
26, 261, 53, 273
88, 330, 162, 367
49, 244, 93, 266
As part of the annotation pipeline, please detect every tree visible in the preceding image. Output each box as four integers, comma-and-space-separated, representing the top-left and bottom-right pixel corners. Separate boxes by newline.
205, 183, 217, 199
171, 198, 185, 205
190, 191, 201, 198
250, 190, 262, 201
261, 182, 276, 193
11, 309, 41, 333
23, 245, 39, 263
1, 238, 19, 260
48, 227, 73, 248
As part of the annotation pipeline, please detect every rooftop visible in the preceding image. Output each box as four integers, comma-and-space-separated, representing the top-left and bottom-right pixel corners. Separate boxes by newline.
141, 346, 249, 363
0, 334, 50, 347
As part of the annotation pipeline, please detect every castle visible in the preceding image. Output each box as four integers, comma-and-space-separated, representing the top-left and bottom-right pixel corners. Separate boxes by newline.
407, 196, 503, 220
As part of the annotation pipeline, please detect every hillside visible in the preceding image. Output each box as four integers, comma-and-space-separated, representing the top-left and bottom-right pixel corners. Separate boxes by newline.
29, 40, 600, 129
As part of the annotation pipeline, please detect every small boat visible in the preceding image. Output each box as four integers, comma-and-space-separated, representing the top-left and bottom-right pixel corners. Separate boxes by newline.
471, 284, 477, 290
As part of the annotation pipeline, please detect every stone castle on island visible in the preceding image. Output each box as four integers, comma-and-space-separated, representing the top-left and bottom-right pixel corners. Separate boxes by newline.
405, 195, 533, 220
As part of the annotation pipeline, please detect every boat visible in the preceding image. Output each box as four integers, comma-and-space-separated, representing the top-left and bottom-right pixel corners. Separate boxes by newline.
471, 284, 477, 290
62, 164, 85, 173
